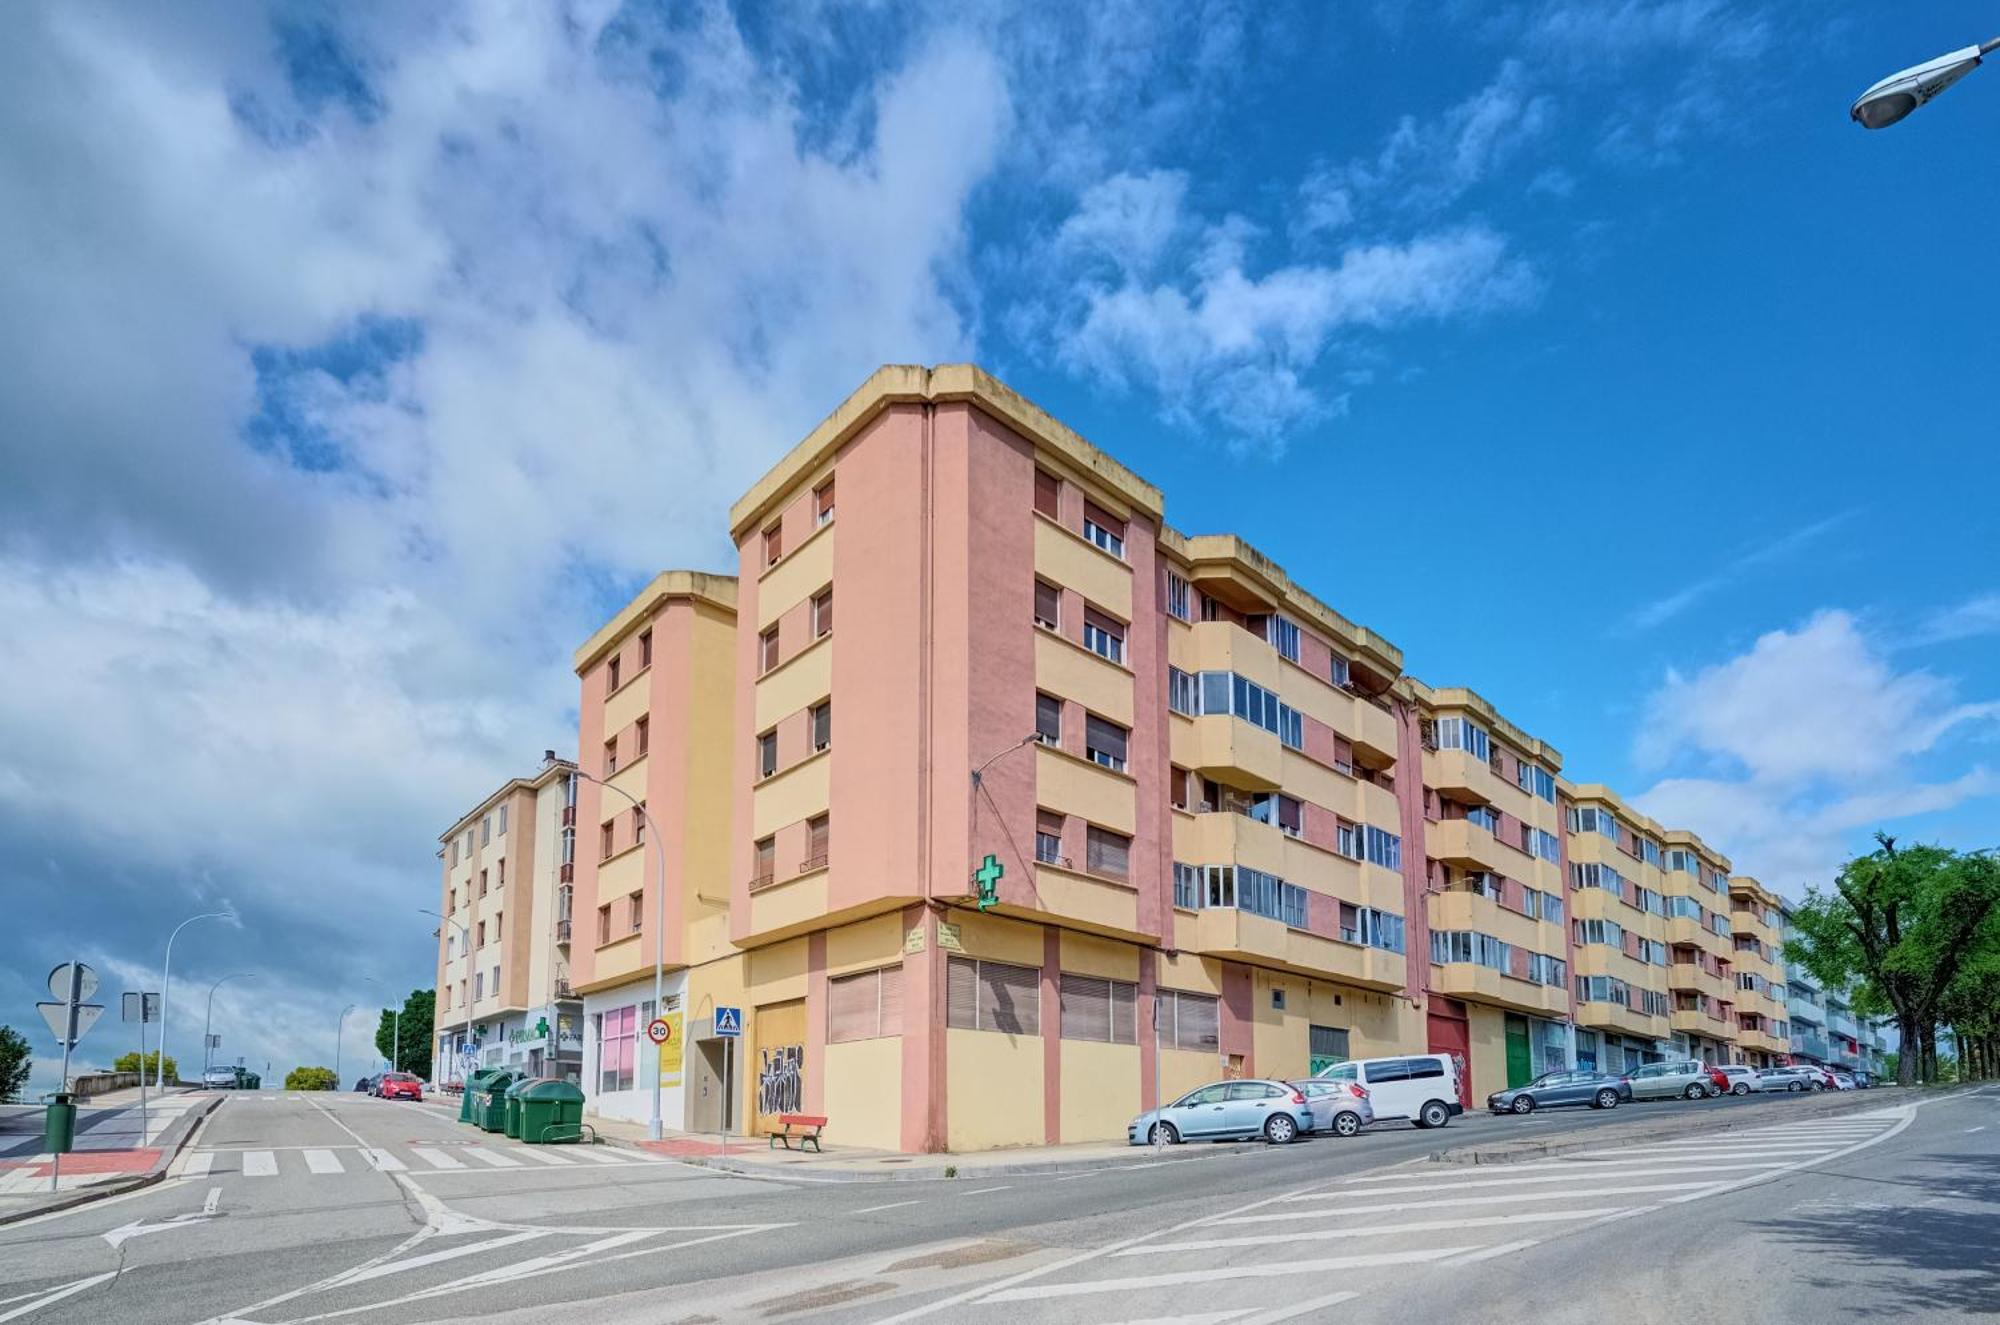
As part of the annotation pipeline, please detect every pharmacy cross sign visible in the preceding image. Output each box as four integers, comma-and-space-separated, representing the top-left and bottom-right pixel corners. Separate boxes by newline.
973, 854, 1004, 911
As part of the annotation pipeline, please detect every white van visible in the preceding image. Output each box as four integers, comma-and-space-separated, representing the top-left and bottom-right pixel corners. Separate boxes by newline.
1313, 1054, 1463, 1128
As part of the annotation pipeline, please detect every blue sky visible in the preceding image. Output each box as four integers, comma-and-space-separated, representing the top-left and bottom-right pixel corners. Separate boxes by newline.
1, 0, 1994, 1088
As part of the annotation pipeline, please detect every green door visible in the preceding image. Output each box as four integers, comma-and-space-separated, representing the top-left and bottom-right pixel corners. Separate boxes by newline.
1505, 1015, 1533, 1088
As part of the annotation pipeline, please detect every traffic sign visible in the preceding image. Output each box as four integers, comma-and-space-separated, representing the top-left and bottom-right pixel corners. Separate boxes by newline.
646, 1017, 673, 1045
49, 963, 98, 1003
37, 1001, 103, 1046
713, 1006, 741, 1038
37, 962, 103, 1049
122, 992, 160, 1023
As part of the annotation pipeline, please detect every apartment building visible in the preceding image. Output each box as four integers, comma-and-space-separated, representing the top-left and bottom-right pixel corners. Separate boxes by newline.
568, 571, 747, 1131
433, 760, 582, 1083
1729, 877, 1790, 1066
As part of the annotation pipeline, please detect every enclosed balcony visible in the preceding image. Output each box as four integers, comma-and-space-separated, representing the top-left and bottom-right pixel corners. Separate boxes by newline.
1428, 818, 1512, 876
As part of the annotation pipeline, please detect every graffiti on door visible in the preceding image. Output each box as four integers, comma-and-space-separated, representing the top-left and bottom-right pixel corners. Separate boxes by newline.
757, 1044, 803, 1117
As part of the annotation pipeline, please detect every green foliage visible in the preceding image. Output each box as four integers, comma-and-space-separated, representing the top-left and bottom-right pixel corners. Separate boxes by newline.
375, 989, 435, 1079
0, 1026, 31, 1103
112, 1050, 178, 1081
285, 1065, 338, 1091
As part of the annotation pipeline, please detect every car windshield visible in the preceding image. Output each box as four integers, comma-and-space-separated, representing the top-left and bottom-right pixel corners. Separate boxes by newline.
1531, 1072, 1565, 1086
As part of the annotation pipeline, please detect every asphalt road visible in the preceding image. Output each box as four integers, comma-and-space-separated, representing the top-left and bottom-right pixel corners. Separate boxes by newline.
0, 1085, 1984, 1323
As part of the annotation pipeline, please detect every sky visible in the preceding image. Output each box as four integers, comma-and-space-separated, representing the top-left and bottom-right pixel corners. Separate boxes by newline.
2, 0, 1995, 1092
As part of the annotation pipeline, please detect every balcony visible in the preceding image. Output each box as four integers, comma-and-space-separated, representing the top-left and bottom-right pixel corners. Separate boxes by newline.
1427, 748, 1510, 806
553, 977, 576, 1000
1736, 1026, 1787, 1055
1576, 1000, 1669, 1040
1667, 963, 1725, 1000
1431, 962, 1567, 1017
1179, 905, 1405, 992
1350, 693, 1401, 768
1428, 888, 1552, 952
1183, 713, 1284, 793
1428, 818, 1512, 876
1670, 1008, 1729, 1037
1666, 916, 1727, 951
1790, 1031, 1830, 1060
554, 919, 572, 946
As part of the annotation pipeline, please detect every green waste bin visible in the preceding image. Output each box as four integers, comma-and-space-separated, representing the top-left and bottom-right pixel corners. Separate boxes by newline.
459, 1068, 500, 1124
476, 1071, 519, 1133
44, 1094, 76, 1154
515, 1078, 587, 1145
503, 1076, 540, 1140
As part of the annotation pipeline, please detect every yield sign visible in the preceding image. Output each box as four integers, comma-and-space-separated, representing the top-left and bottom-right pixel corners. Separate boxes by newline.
38, 1001, 104, 1048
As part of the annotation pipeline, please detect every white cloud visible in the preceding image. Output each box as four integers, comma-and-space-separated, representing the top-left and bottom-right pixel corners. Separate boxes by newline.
1913, 593, 2000, 646
1054, 169, 1189, 279
1624, 511, 1853, 632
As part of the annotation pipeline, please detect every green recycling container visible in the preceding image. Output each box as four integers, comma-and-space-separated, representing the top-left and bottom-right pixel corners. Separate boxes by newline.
44, 1094, 76, 1154
502, 1076, 539, 1140
515, 1078, 587, 1145
476, 1071, 519, 1133
459, 1068, 500, 1124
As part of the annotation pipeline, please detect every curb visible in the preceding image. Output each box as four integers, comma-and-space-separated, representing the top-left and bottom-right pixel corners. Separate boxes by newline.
1426, 1089, 1907, 1167
0, 1093, 221, 1226
597, 1133, 1268, 1184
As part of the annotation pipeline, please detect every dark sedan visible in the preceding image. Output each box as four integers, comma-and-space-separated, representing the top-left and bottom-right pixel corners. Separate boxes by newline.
1488, 1069, 1633, 1115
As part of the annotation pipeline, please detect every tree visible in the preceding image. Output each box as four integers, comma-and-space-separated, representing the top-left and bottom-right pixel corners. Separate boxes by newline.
1938, 909, 2000, 1082
375, 989, 435, 1080
285, 1065, 337, 1091
113, 1050, 178, 1082
1787, 834, 2000, 1086
0, 1026, 31, 1103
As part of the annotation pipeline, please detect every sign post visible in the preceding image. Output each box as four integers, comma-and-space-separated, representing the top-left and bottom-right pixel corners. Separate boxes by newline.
714, 1007, 740, 1157
37, 963, 103, 1192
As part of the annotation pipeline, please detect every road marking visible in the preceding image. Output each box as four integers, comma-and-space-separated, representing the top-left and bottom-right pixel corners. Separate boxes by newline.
1967, 1126, 1986, 1133
333, 1230, 549, 1287
183, 1151, 214, 1178
1238, 1290, 1359, 1324
1055, 1171, 1104, 1181
361, 1148, 406, 1172
413, 1149, 467, 1170
1099, 1312, 1256, 1325
1440, 1238, 1541, 1266
961, 1185, 1012, 1195
304, 1150, 345, 1175
1212, 1181, 1722, 1225
242, 1150, 279, 1177
203, 1187, 222, 1215
853, 1200, 923, 1214
1312, 1161, 1791, 1195
564, 1147, 633, 1165
976, 1247, 1470, 1304
514, 1148, 578, 1166
0, 1273, 117, 1322
1119, 1207, 1625, 1255
463, 1147, 523, 1168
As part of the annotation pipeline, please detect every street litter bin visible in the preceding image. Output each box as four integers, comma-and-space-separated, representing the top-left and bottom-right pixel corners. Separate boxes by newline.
460, 1068, 501, 1124
503, 1076, 541, 1140
44, 1093, 76, 1154
516, 1078, 587, 1145
475, 1071, 519, 1133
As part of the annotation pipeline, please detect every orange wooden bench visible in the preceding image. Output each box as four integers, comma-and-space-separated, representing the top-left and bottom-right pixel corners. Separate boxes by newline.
769, 1113, 827, 1152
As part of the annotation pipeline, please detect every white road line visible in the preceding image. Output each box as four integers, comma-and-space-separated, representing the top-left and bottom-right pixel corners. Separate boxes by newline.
1238, 1289, 1359, 1324
1055, 1171, 1104, 1181
463, 1148, 523, 1168
1213, 1181, 1722, 1225
1441, 1238, 1541, 1266
183, 1151, 214, 1178
961, 1185, 1012, 1195
361, 1148, 407, 1172
977, 1246, 1471, 1304
564, 1148, 633, 1165
1966, 1126, 1986, 1133
1568, 1144, 1840, 1160
0, 1273, 118, 1323
1119, 1207, 1626, 1256
413, 1149, 467, 1170
242, 1150, 279, 1177
514, 1149, 578, 1166
1315, 1160, 1793, 1194
334, 1230, 549, 1287
1099, 1312, 1256, 1325
853, 1200, 923, 1214
303, 1150, 345, 1175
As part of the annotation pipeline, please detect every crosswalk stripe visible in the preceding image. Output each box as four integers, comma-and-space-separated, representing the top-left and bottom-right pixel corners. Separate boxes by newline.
565, 1148, 634, 1165
362, 1148, 407, 1172
414, 1149, 467, 1170
242, 1150, 278, 1177
515, 1148, 579, 1166
183, 1152, 214, 1178
1569, 1144, 1837, 1160
303, 1149, 344, 1174
463, 1148, 523, 1168
977, 1246, 1471, 1304
1298, 1161, 1788, 1197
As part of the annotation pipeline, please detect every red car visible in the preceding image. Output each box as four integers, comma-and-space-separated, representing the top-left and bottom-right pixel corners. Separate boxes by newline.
1704, 1065, 1730, 1097
375, 1071, 424, 1101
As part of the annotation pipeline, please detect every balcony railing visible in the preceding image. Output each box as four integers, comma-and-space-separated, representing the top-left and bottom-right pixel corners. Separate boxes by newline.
554, 919, 571, 945
799, 852, 828, 873
749, 870, 776, 892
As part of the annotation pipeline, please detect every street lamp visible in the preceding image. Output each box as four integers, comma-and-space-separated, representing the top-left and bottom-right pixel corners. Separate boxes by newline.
1851, 37, 1999, 128
421, 909, 475, 1087
334, 1003, 357, 1090
544, 750, 668, 1141
201, 973, 256, 1080
363, 977, 401, 1075
157, 908, 235, 1089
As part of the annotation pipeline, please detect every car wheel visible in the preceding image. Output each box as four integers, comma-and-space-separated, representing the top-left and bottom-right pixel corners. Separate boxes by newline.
1510, 1095, 1536, 1115
1732, 1082, 1750, 1096
1419, 1101, 1452, 1129
1264, 1114, 1298, 1145
1148, 1121, 1179, 1146
1332, 1111, 1362, 1138
1684, 1083, 1706, 1100
1594, 1088, 1620, 1110
1787, 1081, 1802, 1092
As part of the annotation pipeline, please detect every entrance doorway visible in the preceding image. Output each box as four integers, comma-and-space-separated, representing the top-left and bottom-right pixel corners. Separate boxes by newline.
1504, 1014, 1532, 1088
751, 999, 806, 1135
1426, 1004, 1472, 1110
687, 1038, 727, 1133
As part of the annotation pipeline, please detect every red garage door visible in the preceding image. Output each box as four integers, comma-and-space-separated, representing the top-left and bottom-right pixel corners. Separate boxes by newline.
1427, 1004, 1473, 1110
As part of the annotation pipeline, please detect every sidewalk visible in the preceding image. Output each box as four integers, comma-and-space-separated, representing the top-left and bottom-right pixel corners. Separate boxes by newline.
586, 1113, 1259, 1182
0, 1090, 219, 1224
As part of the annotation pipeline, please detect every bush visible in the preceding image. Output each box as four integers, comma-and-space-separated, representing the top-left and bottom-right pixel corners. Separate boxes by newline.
285, 1065, 338, 1091
113, 1051, 178, 1081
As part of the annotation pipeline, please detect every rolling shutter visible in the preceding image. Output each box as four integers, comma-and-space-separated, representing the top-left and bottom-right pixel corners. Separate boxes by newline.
1060, 975, 1111, 1042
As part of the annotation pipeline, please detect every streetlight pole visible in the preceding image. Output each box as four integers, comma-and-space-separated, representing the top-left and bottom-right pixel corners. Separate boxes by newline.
1851, 36, 2000, 128
421, 909, 474, 1087
157, 909, 234, 1089
547, 752, 667, 1141
201, 973, 255, 1081
334, 1003, 356, 1089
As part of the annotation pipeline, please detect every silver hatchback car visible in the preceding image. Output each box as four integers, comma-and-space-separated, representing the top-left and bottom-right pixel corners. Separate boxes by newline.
1625, 1059, 1717, 1101
1288, 1079, 1376, 1138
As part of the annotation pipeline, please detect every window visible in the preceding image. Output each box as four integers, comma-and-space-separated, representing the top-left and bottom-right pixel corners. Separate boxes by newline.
752, 837, 775, 888
1335, 821, 1361, 860
1059, 974, 1138, 1044
495, 858, 505, 888
1165, 571, 1192, 621
1158, 989, 1220, 1050
478, 868, 488, 897
1465, 803, 1500, 833
480, 814, 492, 846
1528, 953, 1567, 987
1268, 615, 1300, 662
493, 910, 502, 941
1085, 714, 1128, 772
632, 804, 645, 846
1568, 806, 1619, 838
758, 730, 778, 779
811, 701, 831, 752
628, 891, 644, 933
463, 829, 473, 858
1432, 716, 1491, 763
447, 886, 455, 913
812, 588, 833, 639
596, 904, 611, 945
804, 814, 829, 870
1354, 906, 1405, 953
1539, 891, 1564, 924
1641, 838, 1663, 867
1034, 469, 1059, 520
1528, 829, 1561, 863
1173, 861, 1202, 909
638, 629, 652, 667
1034, 692, 1062, 745
759, 627, 779, 674
1575, 918, 1625, 947
1183, 670, 1303, 746
1234, 866, 1308, 928
607, 656, 621, 692
474, 971, 484, 1001
1167, 666, 1198, 716
1036, 809, 1064, 865
1516, 761, 1556, 803
1329, 654, 1351, 688
496, 804, 508, 836
1310, 1024, 1350, 1067
598, 1006, 635, 1093
1086, 825, 1131, 880
1639, 887, 1667, 916
1082, 608, 1125, 664
476, 920, 487, 947
828, 965, 901, 1043
1082, 502, 1125, 558
1666, 849, 1701, 875
946, 957, 1040, 1035
1033, 580, 1060, 630
634, 716, 649, 758
763, 523, 782, 566
604, 736, 618, 776
814, 477, 835, 527
600, 822, 614, 860
1364, 826, 1402, 871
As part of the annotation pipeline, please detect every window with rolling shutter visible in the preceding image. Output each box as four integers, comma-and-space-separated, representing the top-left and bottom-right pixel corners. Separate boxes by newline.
1086, 825, 1130, 880
1035, 692, 1062, 745
1060, 974, 1138, 1044
1034, 580, 1060, 629
1034, 469, 1059, 519
828, 965, 902, 1043
1084, 715, 1128, 771
946, 957, 1040, 1035
1162, 989, 1220, 1051
1035, 809, 1064, 865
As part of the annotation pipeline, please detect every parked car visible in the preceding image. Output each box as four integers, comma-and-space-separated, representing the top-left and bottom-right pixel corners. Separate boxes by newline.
1288, 1079, 1374, 1138
376, 1071, 423, 1101
1488, 1070, 1633, 1114
1712, 1064, 1760, 1096
1313, 1054, 1464, 1129
1625, 1059, 1718, 1101
1128, 1078, 1315, 1146
1804, 1065, 1839, 1091
1830, 1070, 1857, 1091
1852, 1070, 1877, 1088
201, 1066, 238, 1089
1753, 1066, 1817, 1092
353, 1076, 373, 1093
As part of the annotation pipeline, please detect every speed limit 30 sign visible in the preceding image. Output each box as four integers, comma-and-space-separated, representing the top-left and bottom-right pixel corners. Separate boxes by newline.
647, 1017, 673, 1045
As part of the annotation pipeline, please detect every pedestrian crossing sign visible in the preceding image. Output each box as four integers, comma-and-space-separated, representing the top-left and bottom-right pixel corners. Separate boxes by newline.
714, 1006, 742, 1037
